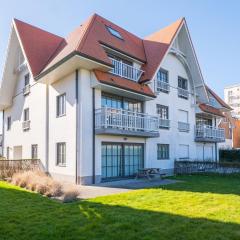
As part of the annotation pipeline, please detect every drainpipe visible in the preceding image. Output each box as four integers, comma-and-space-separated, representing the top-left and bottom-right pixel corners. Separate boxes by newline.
2, 110, 4, 157
92, 88, 96, 184
75, 69, 79, 184
45, 84, 49, 172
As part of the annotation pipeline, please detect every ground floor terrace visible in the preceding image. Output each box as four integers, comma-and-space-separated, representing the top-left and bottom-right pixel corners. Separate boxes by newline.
4, 136, 220, 184
1, 174, 240, 240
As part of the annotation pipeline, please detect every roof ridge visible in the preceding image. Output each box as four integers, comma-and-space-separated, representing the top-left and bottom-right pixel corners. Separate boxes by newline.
75, 13, 97, 52
13, 18, 63, 39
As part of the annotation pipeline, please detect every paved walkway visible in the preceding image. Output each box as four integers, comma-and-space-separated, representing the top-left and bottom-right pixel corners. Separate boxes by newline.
78, 178, 178, 199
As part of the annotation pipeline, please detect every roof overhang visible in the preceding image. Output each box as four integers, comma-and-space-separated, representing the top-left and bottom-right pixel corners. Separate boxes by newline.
36, 53, 111, 84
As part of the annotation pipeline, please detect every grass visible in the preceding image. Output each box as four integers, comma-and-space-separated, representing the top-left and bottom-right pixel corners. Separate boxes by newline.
1, 174, 240, 240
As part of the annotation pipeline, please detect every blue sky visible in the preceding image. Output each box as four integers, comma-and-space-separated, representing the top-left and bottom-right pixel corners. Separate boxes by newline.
0, 0, 240, 97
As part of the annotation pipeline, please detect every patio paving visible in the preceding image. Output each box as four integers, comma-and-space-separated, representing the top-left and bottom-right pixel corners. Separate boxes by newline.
78, 178, 178, 199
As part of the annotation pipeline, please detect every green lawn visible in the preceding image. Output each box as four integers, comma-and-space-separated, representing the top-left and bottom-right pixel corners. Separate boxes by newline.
1, 174, 240, 240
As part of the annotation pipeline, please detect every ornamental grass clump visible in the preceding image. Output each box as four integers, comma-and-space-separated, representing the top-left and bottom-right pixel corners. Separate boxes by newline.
11, 170, 79, 201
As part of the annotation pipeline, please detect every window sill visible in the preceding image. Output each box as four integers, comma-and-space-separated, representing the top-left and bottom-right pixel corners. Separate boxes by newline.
57, 164, 66, 167
56, 114, 66, 118
157, 159, 170, 160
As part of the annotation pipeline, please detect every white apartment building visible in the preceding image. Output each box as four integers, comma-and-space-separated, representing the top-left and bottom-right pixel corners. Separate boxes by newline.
0, 14, 231, 184
224, 84, 240, 118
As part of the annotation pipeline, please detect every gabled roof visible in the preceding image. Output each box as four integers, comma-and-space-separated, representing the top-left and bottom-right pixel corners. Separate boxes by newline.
141, 18, 184, 82
205, 85, 232, 110
14, 19, 64, 76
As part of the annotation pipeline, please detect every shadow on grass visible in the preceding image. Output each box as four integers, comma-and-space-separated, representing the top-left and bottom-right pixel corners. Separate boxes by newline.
162, 174, 240, 195
0, 183, 240, 240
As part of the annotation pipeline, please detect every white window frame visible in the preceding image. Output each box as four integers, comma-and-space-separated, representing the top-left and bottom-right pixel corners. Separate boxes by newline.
56, 142, 66, 166
56, 93, 66, 117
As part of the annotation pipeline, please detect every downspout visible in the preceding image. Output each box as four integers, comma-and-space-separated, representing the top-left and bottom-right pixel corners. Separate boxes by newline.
2, 110, 4, 157
45, 84, 49, 172
92, 88, 96, 184
75, 69, 79, 184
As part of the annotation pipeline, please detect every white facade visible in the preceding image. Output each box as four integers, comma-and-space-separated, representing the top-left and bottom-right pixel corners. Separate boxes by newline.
0, 17, 228, 184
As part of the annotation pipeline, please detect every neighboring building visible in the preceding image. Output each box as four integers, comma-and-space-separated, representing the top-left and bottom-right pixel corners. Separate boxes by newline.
224, 84, 240, 118
0, 14, 231, 184
218, 112, 235, 149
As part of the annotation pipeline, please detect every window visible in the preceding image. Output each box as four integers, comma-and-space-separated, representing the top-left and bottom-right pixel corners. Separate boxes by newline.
24, 108, 29, 121
157, 69, 168, 83
157, 144, 170, 160
6, 147, 10, 159
31, 145, 38, 159
57, 93, 66, 117
7, 116, 11, 130
178, 76, 188, 90
106, 26, 123, 40
156, 69, 169, 93
101, 93, 143, 112
157, 104, 169, 119
56, 142, 66, 166
24, 73, 30, 86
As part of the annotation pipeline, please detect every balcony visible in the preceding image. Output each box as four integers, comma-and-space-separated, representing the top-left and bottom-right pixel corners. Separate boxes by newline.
156, 81, 170, 93
22, 120, 30, 131
178, 87, 189, 99
23, 84, 30, 96
159, 118, 170, 129
195, 125, 225, 142
178, 121, 190, 132
95, 107, 159, 137
110, 58, 144, 82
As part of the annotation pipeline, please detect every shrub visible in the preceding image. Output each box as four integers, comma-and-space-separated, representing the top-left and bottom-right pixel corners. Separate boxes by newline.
11, 171, 78, 201
62, 185, 79, 203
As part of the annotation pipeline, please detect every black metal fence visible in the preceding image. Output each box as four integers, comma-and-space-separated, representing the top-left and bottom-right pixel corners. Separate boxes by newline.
174, 160, 240, 175
0, 159, 43, 179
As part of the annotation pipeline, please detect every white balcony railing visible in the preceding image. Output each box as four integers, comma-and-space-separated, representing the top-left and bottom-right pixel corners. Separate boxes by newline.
195, 125, 225, 141
178, 87, 189, 99
159, 118, 170, 128
178, 121, 190, 132
156, 81, 170, 93
109, 58, 144, 82
23, 84, 30, 96
95, 107, 159, 132
22, 120, 30, 131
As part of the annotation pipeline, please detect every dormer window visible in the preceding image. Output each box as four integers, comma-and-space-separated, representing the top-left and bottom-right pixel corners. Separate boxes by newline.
106, 26, 123, 40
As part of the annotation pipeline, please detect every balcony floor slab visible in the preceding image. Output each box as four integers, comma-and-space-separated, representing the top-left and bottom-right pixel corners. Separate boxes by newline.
95, 128, 159, 138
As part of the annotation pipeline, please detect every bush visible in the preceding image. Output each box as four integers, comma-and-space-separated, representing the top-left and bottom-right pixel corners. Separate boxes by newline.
219, 149, 240, 163
11, 171, 78, 201
62, 185, 80, 203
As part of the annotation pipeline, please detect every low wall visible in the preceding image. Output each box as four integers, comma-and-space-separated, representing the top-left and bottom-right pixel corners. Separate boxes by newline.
0, 159, 43, 179
174, 161, 240, 175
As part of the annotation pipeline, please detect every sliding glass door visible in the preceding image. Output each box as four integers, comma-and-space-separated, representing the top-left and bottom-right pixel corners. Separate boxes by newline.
101, 143, 144, 180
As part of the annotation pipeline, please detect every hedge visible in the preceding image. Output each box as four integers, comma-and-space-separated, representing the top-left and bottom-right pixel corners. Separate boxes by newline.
219, 149, 240, 163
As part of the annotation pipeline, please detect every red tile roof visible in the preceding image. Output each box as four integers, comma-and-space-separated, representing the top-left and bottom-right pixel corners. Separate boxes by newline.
14, 19, 64, 76
199, 103, 224, 117
93, 70, 155, 98
12, 14, 201, 98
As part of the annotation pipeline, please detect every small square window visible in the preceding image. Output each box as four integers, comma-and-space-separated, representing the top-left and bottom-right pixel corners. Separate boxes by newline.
106, 26, 123, 40
56, 93, 66, 117
157, 144, 170, 160
56, 142, 66, 166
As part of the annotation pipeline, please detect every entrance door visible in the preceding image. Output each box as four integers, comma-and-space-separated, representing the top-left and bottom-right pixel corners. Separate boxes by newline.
101, 143, 144, 180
